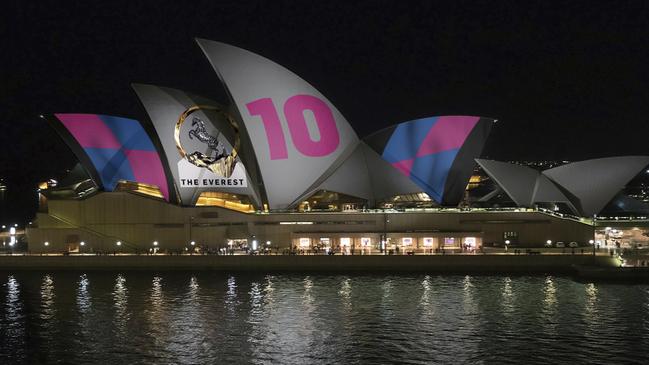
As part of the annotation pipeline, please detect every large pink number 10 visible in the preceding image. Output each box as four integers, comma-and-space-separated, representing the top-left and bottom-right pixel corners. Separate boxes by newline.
246, 95, 340, 160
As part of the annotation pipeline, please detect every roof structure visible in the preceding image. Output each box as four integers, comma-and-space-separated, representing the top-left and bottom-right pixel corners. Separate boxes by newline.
477, 157, 649, 216
46, 40, 495, 211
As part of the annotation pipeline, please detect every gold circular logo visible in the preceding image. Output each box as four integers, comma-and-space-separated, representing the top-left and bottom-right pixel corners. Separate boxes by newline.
175, 105, 240, 178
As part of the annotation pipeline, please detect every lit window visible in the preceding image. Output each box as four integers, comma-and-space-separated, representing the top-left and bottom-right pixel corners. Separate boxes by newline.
299, 238, 310, 247
402, 237, 413, 245
444, 237, 455, 246
361, 237, 371, 246
340, 237, 351, 246
423, 237, 434, 247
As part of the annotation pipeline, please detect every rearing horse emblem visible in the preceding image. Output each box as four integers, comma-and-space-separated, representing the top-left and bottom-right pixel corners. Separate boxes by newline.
174, 105, 239, 177
188, 118, 226, 159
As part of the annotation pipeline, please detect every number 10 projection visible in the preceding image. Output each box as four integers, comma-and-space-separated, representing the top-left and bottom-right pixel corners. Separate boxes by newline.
247, 95, 340, 160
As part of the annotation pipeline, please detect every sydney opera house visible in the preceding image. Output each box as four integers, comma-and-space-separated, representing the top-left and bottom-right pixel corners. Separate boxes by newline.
27, 39, 649, 254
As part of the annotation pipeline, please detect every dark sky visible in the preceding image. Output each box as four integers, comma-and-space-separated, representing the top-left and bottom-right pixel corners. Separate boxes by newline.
2, 0, 649, 222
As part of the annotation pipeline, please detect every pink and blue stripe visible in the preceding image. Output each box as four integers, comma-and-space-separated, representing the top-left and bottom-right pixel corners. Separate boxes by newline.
54, 113, 169, 201
382, 116, 480, 202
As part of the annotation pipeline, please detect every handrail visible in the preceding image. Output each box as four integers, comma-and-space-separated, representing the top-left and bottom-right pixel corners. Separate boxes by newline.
45, 213, 138, 251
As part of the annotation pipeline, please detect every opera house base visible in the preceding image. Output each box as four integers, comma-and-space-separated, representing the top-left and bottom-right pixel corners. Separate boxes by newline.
27, 192, 596, 256
0, 254, 618, 274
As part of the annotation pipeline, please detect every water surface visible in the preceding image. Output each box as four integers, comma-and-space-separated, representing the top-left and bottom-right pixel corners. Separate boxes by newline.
1, 272, 648, 364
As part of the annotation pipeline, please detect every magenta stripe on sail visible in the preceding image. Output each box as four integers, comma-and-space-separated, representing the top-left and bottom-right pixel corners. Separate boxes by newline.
55, 113, 122, 149
124, 149, 169, 200
416, 116, 479, 157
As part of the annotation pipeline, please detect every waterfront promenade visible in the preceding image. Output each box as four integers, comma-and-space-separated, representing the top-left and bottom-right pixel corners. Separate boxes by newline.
0, 253, 618, 273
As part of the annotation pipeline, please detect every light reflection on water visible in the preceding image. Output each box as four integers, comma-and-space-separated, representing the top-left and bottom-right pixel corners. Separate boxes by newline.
1, 272, 649, 364
40, 274, 56, 321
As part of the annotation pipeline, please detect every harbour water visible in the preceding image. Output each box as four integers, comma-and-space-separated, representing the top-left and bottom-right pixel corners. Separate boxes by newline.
1, 272, 648, 364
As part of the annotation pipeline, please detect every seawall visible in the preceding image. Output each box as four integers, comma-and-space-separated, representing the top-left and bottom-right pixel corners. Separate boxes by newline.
0, 254, 618, 274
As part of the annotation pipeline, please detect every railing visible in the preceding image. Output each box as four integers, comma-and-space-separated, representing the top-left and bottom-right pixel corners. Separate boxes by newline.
45, 213, 138, 251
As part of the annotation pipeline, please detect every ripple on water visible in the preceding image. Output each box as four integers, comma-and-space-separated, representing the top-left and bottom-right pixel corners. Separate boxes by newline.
0, 273, 648, 364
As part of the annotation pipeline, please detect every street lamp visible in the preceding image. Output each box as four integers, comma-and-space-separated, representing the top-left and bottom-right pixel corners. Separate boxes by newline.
44, 241, 49, 247
116, 241, 122, 246
505, 240, 510, 253
546, 240, 552, 247
153, 241, 158, 246
80, 241, 85, 246
589, 239, 595, 256
189, 240, 196, 255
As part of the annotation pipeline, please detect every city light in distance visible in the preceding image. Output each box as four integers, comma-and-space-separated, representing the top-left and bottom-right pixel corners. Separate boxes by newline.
116, 241, 122, 246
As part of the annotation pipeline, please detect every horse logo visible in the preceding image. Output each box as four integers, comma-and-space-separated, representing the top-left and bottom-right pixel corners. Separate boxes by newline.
174, 105, 239, 177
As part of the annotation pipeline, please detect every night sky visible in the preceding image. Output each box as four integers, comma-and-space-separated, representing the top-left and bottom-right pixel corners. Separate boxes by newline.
2, 0, 649, 223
